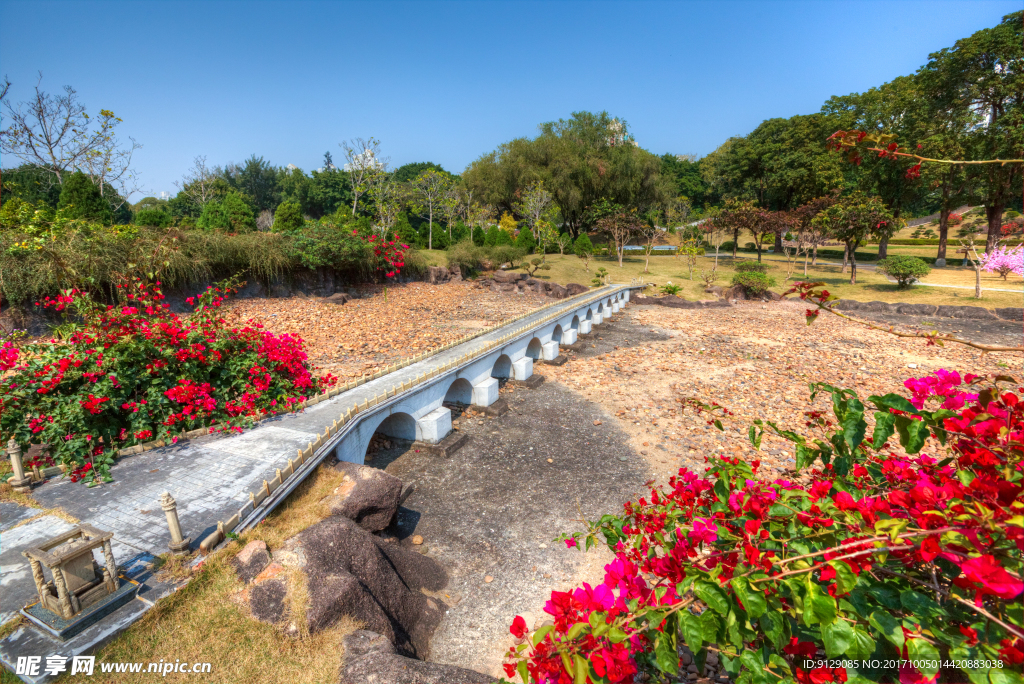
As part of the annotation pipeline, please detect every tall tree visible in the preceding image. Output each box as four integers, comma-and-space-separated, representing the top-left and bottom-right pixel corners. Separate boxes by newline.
917, 10, 1023, 252
225, 155, 279, 212
812, 192, 897, 284
822, 76, 929, 257
340, 137, 385, 215
58, 170, 111, 223
514, 180, 553, 239
410, 168, 451, 249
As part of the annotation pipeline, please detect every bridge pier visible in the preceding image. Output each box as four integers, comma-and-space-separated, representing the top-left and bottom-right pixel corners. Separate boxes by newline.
579, 320, 592, 334
541, 341, 559, 361
562, 329, 578, 345
512, 357, 533, 380
415, 407, 452, 444
472, 378, 499, 406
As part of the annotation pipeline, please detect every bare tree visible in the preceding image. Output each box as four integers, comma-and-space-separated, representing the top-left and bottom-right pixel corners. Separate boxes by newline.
438, 181, 464, 241
597, 211, 642, 267
340, 137, 385, 215
368, 170, 400, 239
554, 232, 572, 255
635, 221, 660, 273
703, 211, 731, 267
465, 201, 492, 243
2, 75, 141, 205
173, 155, 219, 210
514, 181, 553, 239
410, 168, 451, 249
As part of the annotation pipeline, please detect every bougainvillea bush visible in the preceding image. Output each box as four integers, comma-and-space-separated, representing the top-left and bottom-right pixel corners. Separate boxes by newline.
504, 371, 1023, 684
0, 278, 336, 484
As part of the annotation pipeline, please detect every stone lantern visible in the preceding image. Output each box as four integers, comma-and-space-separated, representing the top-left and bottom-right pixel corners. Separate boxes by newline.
21, 524, 138, 638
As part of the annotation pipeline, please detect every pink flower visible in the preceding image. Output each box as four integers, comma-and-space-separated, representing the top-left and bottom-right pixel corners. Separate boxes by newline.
961, 555, 1024, 601
690, 518, 718, 545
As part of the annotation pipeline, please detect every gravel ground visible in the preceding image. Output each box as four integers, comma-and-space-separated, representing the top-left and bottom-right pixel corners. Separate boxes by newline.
351, 298, 1019, 679
222, 282, 550, 381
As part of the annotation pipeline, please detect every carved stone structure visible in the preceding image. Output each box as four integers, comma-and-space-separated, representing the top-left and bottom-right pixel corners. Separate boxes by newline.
6, 439, 33, 493
160, 492, 191, 554
22, 524, 119, 620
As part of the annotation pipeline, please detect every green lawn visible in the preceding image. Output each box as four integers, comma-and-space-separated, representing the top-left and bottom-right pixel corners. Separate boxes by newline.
417, 249, 1024, 309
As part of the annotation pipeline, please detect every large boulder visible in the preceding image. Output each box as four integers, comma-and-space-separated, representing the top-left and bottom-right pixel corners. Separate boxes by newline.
995, 307, 1024, 321
448, 265, 463, 282
427, 267, 450, 285
545, 283, 569, 299
324, 292, 352, 306
246, 516, 447, 659
565, 283, 589, 296
232, 540, 271, 584
492, 271, 524, 284
325, 462, 403, 531
341, 630, 497, 684
936, 305, 996, 319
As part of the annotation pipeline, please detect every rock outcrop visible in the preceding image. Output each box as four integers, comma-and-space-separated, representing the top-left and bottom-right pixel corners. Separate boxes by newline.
237, 516, 447, 659
340, 630, 497, 684
324, 462, 404, 532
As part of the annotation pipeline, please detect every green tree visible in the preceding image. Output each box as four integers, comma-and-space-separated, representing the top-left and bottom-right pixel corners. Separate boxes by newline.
307, 164, 352, 218
1, 164, 62, 208
273, 200, 304, 232
57, 171, 112, 223
659, 154, 713, 208
197, 192, 256, 232
822, 75, 928, 257
812, 192, 898, 284
515, 226, 537, 253
463, 112, 671, 236
224, 155, 280, 212
410, 168, 452, 249
135, 207, 172, 227
917, 10, 1023, 251
393, 162, 453, 184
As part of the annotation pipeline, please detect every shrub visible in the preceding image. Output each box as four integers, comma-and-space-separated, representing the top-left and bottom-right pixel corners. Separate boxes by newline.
720, 241, 735, 252
1004, 210, 1020, 220
58, 171, 112, 224
273, 201, 304, 232
490, 244, 526, 269
744, 241, 756, 249
0, 278, 336, 484
524, 257, 550, 277
877, 255, 931, 288
573, 233, 594, 258
734, 261, 768, 274
660, 283, 682, 296
505, 372, 1024, 684
591, 267, 609, 287
135, 207, 172, 228
197, 193, 256, 232
979, 245, 1024, 280
446, 240, 485, 273
730, 271, 776, 296
515, 228, 537, 253
948, 213, 963, 226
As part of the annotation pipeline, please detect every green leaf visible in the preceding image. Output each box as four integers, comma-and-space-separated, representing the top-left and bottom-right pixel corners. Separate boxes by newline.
803, 578, 836, 626
900, 591, 942, 620
869, 610, 904, 649
517, 660, 529, 684
894, 414, 929, 454
841, 405, 867, 454
906, 638, 940, 678
695, 580, 730, 616
759, 611, 786, 650
532, 624, 553, 646
732, 576, 767, 620
869, 393, 920, 415
866, 584, 901, 610
739, 650, 764, 681
847, 626, 876, 660
573, 654, 589, 684
608, 626, 628, 643
748, 425, 763, 450
700, 609, 722, 643
768, 653, 792, 676
567, 622, 589, 640
988, 670, 1018, 684
726, 609, 744, 650
871, 411, 895, 448
829, 560, 859, 595
950, 646, 988, 684
821, 619, 854, 657
654, 632, 679, 675
680, 611, 704, 652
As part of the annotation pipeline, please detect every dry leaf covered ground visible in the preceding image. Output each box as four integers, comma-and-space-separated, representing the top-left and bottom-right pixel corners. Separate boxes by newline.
222, 282, 549, 380
543, 299, 1019, 480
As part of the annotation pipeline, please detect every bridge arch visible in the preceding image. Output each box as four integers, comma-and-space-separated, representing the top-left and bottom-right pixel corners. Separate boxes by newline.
492, 354, 513, 379
525, 337, 544, 360
571, 315, 580, 330
552, 324, 563, 344
444, 377, 473, 405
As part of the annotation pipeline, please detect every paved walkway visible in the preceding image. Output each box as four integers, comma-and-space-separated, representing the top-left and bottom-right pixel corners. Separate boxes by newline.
1, 285, 630, 628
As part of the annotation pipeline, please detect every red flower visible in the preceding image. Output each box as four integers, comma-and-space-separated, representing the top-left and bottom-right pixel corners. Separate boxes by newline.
510, 615, 527, 639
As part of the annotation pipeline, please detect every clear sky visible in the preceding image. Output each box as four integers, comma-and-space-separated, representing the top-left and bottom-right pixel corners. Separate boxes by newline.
0, 0, 1019, 200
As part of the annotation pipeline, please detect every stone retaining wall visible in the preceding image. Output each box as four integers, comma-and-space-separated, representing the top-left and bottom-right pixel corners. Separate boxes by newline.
833, 299, 1023, 321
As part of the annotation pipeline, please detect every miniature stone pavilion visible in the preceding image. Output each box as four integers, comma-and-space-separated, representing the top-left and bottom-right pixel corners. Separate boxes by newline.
22, 524, 120, 621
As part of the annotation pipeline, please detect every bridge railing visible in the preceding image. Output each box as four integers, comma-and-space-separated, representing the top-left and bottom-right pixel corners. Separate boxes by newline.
199, 283, 638, 551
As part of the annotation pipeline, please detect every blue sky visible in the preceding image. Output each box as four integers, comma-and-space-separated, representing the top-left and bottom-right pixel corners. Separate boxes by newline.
1, 0, 1019, 199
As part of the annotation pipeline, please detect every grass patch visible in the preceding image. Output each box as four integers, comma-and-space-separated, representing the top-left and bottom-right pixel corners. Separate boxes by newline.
417, 249, 1023, 309
74, 463, 351, 684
